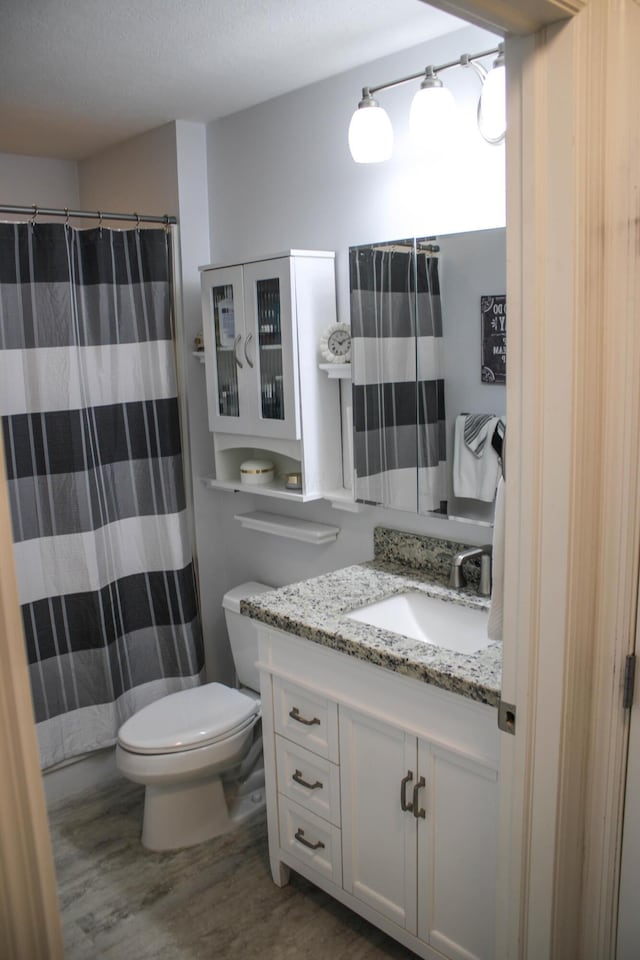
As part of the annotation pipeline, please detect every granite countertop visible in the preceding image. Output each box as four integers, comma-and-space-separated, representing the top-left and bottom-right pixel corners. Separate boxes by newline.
240, 534, 502, 707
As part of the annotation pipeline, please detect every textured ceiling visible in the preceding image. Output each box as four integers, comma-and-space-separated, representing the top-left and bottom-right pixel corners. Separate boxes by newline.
0, 0, 464, 161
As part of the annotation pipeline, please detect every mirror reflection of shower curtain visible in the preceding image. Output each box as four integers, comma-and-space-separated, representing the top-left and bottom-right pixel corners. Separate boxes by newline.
0, 222, 203, 769
350, 243, 446, 513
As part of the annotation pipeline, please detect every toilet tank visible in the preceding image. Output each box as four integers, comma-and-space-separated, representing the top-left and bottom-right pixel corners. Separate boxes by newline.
222, 581, 273, 692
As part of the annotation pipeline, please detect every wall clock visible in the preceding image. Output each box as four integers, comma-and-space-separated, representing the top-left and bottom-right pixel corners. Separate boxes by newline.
320, 323, 351, 363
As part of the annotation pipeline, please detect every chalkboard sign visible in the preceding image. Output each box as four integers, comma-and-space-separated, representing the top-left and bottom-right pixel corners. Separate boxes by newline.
481, 294, 506, 384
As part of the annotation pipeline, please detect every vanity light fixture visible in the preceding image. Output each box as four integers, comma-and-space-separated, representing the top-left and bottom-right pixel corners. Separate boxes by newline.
409, 65, 457, 153
348, 89, 394, 163
476, 46, 506, 144
348, 43, 506, 163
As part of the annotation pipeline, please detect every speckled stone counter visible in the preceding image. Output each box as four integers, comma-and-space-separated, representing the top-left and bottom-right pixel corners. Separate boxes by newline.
240, 528, 502, 707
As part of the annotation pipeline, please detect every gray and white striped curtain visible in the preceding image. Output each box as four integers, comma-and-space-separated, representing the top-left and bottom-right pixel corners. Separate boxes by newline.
350, 243, 446, 513
0, 222, 203, 769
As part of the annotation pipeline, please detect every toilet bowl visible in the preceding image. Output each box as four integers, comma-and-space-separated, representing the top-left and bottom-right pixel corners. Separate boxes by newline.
115, 581, 272, 851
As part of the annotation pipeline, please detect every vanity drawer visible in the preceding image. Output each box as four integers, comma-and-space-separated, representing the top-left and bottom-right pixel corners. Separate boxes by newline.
278, 795, 342, 886
276, 735, 341, 826
272, 677, 339, 762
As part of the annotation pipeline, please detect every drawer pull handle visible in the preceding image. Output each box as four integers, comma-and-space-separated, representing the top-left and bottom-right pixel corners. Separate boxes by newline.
413, 776, 426, 819
289, 706, 321, 726
294, 828, 325, 851
292, 769, 323, 790
400, 770, 414, 812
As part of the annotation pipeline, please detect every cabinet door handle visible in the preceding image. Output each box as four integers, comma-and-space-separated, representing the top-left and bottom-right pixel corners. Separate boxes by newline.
244, 332, 254, 368
233, 334, 243, 368
294, 828, 325, 851
289, 706, 321, 726
292, 769, 323, 791
412, 776, 426, 819
400, 770, 414, 812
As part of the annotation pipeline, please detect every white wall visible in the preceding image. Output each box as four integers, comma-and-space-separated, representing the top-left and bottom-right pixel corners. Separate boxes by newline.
173, 121, 235, 682
0, 153, 79, 208
78, 123, 179, 215
197, 22, 506, 675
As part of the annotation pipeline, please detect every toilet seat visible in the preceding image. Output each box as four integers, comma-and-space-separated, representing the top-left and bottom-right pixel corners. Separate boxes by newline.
117, 682, 260, 756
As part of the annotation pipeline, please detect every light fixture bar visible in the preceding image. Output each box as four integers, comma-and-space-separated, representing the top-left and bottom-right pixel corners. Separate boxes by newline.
365, 46, 501, 98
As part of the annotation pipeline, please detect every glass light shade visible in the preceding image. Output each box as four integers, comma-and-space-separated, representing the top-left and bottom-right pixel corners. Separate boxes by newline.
348, 103, 393, 163
409, 84, 457, 153
479, 62, 506, 142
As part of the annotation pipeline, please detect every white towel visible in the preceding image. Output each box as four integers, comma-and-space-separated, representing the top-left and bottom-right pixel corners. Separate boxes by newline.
453, 414, 501, 501
488, 475, 505, 642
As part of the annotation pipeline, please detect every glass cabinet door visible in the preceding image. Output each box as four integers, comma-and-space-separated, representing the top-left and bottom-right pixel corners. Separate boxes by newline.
243, 258, 298, 440
202, 265, 245, 433
255, 277, 284, 423
211, 282, 240, 418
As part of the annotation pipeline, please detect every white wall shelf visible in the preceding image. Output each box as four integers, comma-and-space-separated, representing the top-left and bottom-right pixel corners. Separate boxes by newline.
201, 475, 321, 503
319, 362, 351, 379
234, 510, 340, 544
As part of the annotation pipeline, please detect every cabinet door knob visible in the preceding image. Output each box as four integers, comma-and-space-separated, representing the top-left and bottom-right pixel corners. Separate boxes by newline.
289, 706, 321, 727
233, 334, 243, 368
294, 828, 325, 851
244, 332, 255, 368
412, 776, 426, 819
400, 770, 414, 812
292, 769, 323, 790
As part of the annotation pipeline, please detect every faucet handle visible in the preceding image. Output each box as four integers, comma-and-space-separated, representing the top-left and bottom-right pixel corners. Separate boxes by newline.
449, 544, 493, 594
479, 552, 492, 597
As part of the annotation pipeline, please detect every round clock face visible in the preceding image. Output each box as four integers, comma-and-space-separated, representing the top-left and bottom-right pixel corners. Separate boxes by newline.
320, 323, 351, 363
328, 329, 350, 356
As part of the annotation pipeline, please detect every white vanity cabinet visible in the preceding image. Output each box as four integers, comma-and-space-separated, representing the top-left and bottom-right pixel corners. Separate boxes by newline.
200, 251, 342, 500
341, 709, 499, 960
258, 626, 500, 960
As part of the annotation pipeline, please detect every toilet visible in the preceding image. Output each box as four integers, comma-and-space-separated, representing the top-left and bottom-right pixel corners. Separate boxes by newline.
115, 581, 272, 851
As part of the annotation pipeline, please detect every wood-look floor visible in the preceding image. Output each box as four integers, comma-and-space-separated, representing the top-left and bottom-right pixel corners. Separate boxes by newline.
49, 778, 414, 959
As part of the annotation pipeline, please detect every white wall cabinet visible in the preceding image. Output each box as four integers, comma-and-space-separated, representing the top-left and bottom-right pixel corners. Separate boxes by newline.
201, 257, 299, 440
200, 250, 342, 500
258, 626, 500, 960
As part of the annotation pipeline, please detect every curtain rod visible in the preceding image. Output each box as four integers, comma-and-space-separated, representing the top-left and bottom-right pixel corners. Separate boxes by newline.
0, 203, 177, 226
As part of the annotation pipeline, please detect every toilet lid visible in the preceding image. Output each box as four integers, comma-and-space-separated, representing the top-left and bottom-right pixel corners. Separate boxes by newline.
117, 683, 260, 755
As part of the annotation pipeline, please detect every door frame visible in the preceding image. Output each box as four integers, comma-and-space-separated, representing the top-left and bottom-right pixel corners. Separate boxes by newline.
0, 426, 64, 959
502, 5, 640, 957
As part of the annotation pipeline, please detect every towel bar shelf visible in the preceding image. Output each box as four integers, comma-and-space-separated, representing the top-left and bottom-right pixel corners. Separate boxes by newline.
234, 510, 340, 544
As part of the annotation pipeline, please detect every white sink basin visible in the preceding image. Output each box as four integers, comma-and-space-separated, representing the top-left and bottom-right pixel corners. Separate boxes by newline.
346, 591, 490, 655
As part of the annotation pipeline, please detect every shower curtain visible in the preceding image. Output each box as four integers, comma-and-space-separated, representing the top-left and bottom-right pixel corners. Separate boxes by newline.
0, 221, 203, 769
350, 244, 446, 513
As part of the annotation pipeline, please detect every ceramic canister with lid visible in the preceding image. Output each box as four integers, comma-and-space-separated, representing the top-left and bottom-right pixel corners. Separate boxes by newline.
239, 459, 275, 486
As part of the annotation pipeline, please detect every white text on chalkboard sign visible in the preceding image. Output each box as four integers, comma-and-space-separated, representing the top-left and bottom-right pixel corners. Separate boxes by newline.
481, 294, 507, 384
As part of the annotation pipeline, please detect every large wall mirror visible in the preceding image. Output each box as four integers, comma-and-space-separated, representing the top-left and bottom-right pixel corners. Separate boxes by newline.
350, 227, 505, 524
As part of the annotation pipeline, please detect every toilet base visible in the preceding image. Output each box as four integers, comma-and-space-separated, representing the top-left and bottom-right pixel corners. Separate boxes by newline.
140, 766, 265, 852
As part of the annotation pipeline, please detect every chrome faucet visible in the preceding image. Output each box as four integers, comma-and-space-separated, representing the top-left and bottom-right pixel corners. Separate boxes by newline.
449, 545, 493, 597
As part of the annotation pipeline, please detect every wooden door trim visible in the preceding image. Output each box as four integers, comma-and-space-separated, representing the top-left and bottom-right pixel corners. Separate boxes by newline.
0, 428, 64, 959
